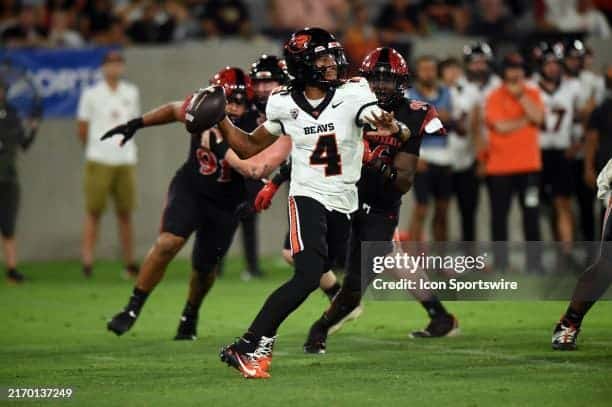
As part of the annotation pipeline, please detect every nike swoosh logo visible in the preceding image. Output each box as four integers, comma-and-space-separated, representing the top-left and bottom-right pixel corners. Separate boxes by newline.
332, 101, 344, 108
236, 353, 257, 376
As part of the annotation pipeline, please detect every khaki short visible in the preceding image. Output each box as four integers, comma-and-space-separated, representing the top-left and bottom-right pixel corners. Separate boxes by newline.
84, 161, 136, 214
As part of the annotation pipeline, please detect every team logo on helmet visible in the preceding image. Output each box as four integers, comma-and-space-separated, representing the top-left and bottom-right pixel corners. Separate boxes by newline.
288, 34, 311, 54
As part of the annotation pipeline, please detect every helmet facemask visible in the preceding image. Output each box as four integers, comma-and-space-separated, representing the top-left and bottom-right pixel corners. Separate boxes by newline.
365, 70, 407, 109
307, 49, 347, 88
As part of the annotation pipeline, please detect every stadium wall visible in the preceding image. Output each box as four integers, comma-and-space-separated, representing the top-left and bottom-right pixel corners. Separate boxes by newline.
14, 38, 612, 261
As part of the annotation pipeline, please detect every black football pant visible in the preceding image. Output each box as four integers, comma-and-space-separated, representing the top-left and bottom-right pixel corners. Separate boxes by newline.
486, 172, 541, 272
452, 164, 480, 241
569, 200, 612, 309
343, 204, 399, 293
248, 196, 351, 337
570, 158, 596, 241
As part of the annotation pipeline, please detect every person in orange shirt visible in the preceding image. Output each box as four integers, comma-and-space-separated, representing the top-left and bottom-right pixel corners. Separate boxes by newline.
478, 53, 545, 273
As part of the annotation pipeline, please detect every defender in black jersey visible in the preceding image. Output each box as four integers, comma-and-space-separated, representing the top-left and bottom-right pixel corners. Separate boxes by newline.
303, 47, 459, 352
102, 67, 268, 340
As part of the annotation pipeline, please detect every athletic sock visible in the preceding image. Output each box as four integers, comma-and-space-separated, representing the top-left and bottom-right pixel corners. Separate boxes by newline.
320, 287, 361, 329
181, 301, 198, 319
562, 304, 592, 327
420, 297, 449, 319
323, 282, 341, 301
126, 287, 149, 315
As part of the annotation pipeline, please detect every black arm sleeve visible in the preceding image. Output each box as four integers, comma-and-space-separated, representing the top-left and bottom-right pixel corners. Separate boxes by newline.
271, 160, 291, 187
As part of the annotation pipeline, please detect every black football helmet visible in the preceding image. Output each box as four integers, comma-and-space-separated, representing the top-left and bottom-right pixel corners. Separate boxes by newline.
564, 39, 586, 76
359, 47, 410, 109
463, 41, 493, 63
249, 54, 289, 111
249, 54, 289, 84
463, 41, 493, 83
283, 27, 348, 89
533, 42, 564, 82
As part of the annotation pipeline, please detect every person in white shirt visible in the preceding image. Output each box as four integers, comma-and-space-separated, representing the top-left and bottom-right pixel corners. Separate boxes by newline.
76, 50, 140, 279
557, 0, 611, 38
533, 42, 581, 259
441, 56, 481, 242
564, 40, 604, 243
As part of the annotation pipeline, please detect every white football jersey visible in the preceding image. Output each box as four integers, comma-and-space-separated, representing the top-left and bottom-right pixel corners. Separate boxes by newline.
448, 80, 481, 171
537, 78, 581, 149
263, 78, 379, 214
472, 75, 502, 146
571, 70, 606, 146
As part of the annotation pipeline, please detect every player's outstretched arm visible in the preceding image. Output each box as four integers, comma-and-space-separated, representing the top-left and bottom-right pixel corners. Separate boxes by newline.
100, 101, 184, 146
216, 116, 278, 159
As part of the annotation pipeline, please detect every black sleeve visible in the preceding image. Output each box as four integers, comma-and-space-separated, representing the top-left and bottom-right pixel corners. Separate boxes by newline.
401, 133, 422, 156
271, 160, 291, 186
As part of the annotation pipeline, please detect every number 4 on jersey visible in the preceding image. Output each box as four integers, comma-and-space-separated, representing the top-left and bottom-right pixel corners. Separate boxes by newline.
310, 134, 342, 176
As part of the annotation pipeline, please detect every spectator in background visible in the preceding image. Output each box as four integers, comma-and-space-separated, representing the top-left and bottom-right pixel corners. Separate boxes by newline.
126, 0, 176, 43
102, 15, 130, 45
440, 57, 481, 242
80, 0, 115, 43
199, 0, 250, 37
76, 51, 141, 279
480, 53, 544, 273
565, 40, 602, 246
47, 9, 84, 47
0, 0, 22, 33
376, 0, 424, 43
407, 55, 453, 242
1, 5, 47, 47
268, 0, 349, 38
558, 0, 611, 38
421, 0, 470, 34
343, 1, 380, 75
468, 0, 514, 37
0, 82, 38, 284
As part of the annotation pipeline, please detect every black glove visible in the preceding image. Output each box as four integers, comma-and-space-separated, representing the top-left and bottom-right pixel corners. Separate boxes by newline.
100, 117, 144, 146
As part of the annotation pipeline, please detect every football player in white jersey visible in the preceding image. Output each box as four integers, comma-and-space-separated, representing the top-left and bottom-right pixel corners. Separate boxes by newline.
565, 40, 604, 244
440, 56, 481, 242
215, 28, 408, 379
463, 42, 502, 178
534, 42, 581, 261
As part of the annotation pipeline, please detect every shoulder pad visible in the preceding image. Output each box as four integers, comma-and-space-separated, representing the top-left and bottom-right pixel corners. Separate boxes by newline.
271, 85, 290, 96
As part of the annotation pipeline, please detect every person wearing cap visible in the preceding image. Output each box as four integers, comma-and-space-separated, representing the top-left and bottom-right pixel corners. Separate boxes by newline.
0, 81, 38, 284
76, 50, 141, 279
479, 52, 545, 273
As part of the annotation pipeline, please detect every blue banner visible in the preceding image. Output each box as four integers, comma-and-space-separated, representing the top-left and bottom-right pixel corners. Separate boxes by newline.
0, 47, 117, 118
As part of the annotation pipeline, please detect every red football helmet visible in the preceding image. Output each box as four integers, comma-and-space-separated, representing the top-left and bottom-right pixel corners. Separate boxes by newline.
359, 47, 410, 108
210, 66, 254, 104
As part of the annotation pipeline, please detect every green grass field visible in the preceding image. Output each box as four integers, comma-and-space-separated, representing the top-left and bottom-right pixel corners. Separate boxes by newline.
2, 258, 612, 406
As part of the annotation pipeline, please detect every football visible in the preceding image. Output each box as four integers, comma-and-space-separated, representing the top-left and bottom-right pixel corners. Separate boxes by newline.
184, 85, 226, 134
